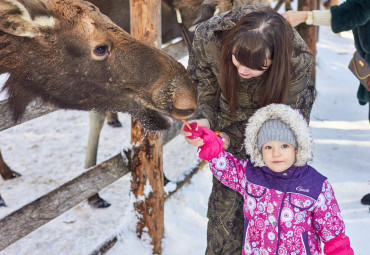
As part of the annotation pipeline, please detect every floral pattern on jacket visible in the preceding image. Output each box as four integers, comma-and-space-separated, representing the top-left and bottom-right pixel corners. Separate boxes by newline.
208, 150, 346, 255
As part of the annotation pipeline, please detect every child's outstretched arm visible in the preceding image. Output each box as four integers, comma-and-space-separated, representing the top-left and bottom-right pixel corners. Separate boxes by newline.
207, 150, 249, 194
312, 180, 354, 255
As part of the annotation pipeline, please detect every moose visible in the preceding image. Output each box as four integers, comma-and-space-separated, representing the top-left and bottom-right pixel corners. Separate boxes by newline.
0, 0, 197, 206
0, 0, 271, 207
81, 0, 271, 207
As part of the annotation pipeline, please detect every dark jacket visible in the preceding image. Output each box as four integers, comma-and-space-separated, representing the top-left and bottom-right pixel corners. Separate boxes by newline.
330, 0, 370, 107
188, 6, 314, 157
330, 0, 370, 64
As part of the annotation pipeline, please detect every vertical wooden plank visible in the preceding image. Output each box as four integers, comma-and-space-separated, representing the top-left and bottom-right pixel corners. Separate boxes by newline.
129, 0, 164, 254
130, 0, 162, 48
297, 0, 318, 85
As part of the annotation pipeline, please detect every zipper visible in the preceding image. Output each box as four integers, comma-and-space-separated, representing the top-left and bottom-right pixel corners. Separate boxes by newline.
275, 170, 292, 254
276, 192, 287, 255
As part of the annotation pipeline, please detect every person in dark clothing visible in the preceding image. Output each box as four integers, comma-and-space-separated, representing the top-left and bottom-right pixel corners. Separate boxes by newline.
283, 0, 370, 207
181, 6, 314, 254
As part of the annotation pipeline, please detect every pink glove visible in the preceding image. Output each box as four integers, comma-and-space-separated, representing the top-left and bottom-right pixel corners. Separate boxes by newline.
184, 122, 223, 161
324, 234, 354, 255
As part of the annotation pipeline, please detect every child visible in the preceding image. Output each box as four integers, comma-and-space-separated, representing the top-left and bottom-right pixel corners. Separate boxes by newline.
184, 104, 354, 255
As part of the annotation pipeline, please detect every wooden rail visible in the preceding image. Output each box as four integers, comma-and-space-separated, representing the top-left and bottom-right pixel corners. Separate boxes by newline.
0, 153, 129, 251
0, 98, 57, 132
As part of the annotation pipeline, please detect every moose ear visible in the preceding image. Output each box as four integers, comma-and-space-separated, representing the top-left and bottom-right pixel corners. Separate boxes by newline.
0, 0, 55, 38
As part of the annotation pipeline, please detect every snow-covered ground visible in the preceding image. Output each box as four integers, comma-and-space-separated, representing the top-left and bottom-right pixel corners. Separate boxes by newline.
1, 9, 370, 255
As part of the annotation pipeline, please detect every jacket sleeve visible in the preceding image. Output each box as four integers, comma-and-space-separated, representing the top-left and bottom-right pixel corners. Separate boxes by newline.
208, 150, 248, 194
187, 26, 219, 130
312, 180, 348, 246
220, 119, 249, 158
330, 0, 370, 33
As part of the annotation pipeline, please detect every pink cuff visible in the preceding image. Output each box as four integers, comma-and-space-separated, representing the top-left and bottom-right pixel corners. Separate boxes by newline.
324, 234, 354, 255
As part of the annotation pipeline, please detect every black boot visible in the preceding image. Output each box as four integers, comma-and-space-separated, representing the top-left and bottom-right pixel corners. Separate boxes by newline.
361, 193, 370, 205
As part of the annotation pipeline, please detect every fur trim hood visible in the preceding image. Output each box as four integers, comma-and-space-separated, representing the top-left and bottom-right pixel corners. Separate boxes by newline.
244, 104, 313, 167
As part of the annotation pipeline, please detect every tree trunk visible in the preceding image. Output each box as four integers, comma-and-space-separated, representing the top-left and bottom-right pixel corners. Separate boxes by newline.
297, 0, 318, 86
129, 0, 164, 254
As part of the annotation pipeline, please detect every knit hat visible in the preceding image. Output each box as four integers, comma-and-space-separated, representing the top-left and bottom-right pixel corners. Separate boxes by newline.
257, 119, 297, 150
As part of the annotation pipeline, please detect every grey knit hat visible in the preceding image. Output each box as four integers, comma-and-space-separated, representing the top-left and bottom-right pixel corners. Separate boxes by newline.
257, 119, 297, 150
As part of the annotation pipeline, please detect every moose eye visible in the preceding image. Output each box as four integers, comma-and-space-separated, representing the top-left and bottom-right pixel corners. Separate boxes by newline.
94, 45, 109, 56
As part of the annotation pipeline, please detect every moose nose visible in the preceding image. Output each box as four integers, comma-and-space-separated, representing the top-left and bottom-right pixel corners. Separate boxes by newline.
172, 83, 197, 119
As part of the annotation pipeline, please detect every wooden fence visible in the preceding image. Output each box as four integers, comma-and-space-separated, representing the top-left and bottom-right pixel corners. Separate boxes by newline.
0, 39, 197, 254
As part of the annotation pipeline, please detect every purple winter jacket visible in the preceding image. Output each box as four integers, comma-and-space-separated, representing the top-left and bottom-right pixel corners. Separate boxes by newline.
208, 150, 346, 255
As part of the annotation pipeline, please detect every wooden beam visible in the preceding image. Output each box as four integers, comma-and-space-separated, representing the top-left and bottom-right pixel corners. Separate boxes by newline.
297, 0, 318, 85
0, 153, 130, 251
89, 236, 118, 255
164, 160, 206, 198
0, 98, 57, 132
129, 0, 164, 254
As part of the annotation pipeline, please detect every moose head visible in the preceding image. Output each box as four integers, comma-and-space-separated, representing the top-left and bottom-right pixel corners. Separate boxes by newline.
0, 0, 197, 130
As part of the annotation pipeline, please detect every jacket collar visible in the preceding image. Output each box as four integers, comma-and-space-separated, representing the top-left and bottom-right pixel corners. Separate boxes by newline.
260, 165, 307, 180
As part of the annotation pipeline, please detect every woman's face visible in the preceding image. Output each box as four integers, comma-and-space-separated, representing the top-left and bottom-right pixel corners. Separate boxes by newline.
232, 55, 272, 79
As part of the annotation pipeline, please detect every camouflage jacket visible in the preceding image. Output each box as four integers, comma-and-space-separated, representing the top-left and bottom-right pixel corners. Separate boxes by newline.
187, 6, 314, 158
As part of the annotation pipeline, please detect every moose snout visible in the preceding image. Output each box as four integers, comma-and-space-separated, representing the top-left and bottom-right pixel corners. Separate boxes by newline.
148, 49, 198, 119
172, 84, 198, 119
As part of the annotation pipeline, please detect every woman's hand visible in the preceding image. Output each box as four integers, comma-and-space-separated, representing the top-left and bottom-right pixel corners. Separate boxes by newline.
218, 132, 230, 150
282, 11, 308, 27
180, 118, 210, 147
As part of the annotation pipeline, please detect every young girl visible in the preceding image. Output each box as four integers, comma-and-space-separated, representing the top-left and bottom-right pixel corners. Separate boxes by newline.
184, 104, 353, 255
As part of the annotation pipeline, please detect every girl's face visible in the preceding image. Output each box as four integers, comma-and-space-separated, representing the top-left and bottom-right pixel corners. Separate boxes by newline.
261, 141, 296, 172
232, 55, 272, 79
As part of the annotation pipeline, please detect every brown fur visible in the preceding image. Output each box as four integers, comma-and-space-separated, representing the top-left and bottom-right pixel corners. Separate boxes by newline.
0, 0, 197, 131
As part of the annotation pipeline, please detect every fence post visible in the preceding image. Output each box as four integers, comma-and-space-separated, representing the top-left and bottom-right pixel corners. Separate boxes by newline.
297, 0, 318, 85
129, 0, 164, 254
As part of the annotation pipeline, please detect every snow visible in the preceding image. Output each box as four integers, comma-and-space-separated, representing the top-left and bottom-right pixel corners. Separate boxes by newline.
0, 73, 10, 101
1, 16, 370, 255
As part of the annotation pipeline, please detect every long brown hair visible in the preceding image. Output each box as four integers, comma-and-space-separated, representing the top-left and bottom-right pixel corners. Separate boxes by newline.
219, 8, 294, 118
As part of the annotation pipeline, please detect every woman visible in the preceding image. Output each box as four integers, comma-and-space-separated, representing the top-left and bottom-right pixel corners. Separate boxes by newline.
182, 6, 314, 255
